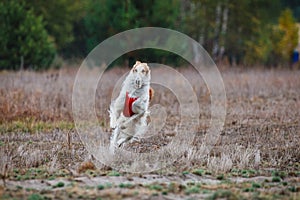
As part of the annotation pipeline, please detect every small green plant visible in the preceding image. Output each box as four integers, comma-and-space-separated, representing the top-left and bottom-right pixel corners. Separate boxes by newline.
97, 184, 105, 190
272, 170, 286, 179
27, 193, 44, 200
186, 181, 195, 186
86, 170, 97, 177
48, 176, 56, 180
105, 182, 113, 188
16, 175, 22, 181
185, 186, 200, 195
288, 186, 297, 192
202, 189, 210, 194
248, 169, 257, 174
16, 185, 23, 190
119, 183, 134, 188
205, 171, 212, 175
241, 170, 250, 178
108, 171, 120, 176
264, 179, 269, 183
148, 184, 163, 191
23, 174, 31, 180
35, 168, 42, 173
53, 181, 65, 188
271, 171, 280, 177
57, 169, 69, 177
231, 168, 239, 173
252, 182, 261, 188
25, 188, 33, 192
216, 174, 225, 180
278, 171, 286, 179
243, 187, 255, 192
192, 169, 204, 176
182, 171, 189, 175
282, 182, 288, 186
272, 176, 281, 182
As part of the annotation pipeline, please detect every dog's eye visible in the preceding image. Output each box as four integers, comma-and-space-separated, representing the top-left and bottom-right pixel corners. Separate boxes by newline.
142, 69, 145, 73
133, 69, 137, 72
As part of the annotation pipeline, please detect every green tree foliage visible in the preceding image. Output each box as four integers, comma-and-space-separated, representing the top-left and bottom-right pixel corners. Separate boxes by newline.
244, 26, 274, 65
225, 0, 266, 64
183, 0, 218, 53
0, 0, 56, 70
183, 0, 283, 65
277, 9, 299, 62
245, 9, 298, 66
84, 0, 180, 64
24, 0, 86, 53
84, 0, 180, 51
84, 0, 139, 51
1, 0, 299, 69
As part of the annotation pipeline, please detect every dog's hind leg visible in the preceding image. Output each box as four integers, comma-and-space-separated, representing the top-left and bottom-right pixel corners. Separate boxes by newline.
110, 127, 133, 153
109, 102, 118, 129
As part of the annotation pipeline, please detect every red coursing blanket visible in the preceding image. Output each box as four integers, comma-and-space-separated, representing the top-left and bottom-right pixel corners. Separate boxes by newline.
123, 92, 138, 117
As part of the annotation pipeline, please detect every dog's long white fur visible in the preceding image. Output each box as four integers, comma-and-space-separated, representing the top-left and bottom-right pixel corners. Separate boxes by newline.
109, 61, 151, 153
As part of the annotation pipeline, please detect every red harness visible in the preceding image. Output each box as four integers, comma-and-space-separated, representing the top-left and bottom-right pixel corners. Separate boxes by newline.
123, 92, 138, 117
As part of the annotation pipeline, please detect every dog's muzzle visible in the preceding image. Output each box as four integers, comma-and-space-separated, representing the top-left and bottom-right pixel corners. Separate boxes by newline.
135, 77, 142, 89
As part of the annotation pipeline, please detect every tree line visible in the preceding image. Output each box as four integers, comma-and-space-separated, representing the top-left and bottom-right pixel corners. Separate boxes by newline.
0, 0, 299, 70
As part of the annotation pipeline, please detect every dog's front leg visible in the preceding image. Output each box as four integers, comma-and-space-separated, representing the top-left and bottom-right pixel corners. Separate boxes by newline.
132, 98, 148, 114
109, 94, 125, 128
131, 98, 149, 141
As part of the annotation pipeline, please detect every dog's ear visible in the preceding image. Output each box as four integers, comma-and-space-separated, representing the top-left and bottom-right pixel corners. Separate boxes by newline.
144, 63, 150, 74
132, 61, 141, 72
149, 87, 154, 102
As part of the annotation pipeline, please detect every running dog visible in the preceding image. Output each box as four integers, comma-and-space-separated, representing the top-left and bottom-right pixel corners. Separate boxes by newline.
109, 61, 153, 153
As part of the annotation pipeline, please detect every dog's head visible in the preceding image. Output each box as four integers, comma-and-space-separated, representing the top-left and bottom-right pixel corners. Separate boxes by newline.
130, 61, 150, 89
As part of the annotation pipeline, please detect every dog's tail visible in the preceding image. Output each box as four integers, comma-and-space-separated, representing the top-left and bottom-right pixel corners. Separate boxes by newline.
149, 87, 154, 102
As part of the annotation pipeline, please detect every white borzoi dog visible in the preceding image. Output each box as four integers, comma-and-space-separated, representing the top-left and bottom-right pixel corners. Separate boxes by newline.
109, 61, 153, 153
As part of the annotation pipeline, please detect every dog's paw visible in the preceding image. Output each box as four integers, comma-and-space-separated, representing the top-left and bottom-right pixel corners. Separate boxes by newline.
110, 122, 116, 129
130, 136, 141, 143
117, 137, 128, 147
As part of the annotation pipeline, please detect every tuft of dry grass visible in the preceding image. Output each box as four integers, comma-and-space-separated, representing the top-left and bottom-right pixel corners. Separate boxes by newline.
77, 161, 96, 173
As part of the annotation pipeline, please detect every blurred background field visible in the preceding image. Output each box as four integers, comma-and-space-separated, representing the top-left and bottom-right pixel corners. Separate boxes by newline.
0, 67, 299, 199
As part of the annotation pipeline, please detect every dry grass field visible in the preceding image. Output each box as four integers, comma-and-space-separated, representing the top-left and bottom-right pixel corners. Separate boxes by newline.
0, 66, 299, 199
